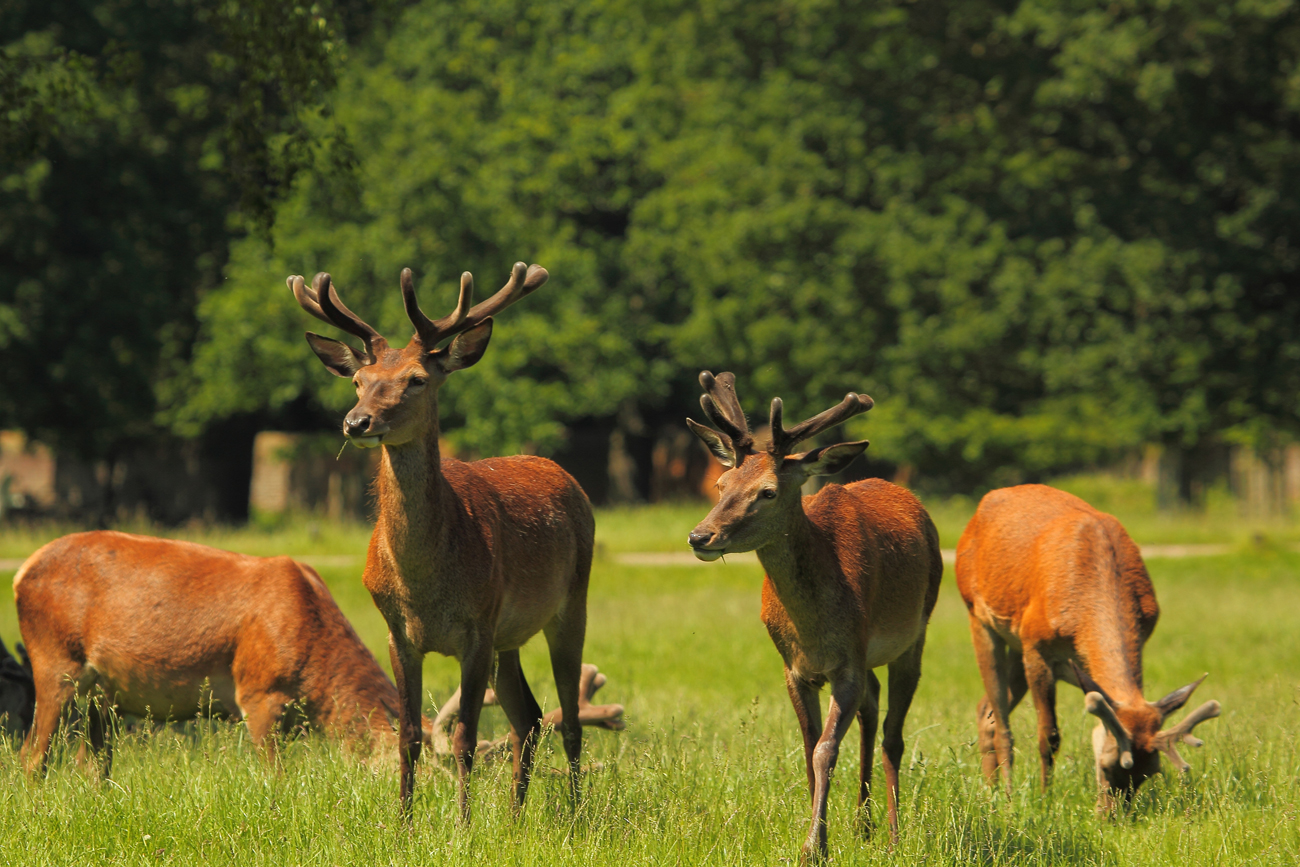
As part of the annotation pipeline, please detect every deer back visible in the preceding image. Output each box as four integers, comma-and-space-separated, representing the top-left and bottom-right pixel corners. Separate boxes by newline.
955, 484, 1158, 695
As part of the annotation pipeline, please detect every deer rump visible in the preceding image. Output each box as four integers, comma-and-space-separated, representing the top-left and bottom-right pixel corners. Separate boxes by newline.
15, 531, 400, 771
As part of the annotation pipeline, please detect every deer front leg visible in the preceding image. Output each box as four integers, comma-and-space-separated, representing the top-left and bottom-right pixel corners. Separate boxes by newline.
803, 675, 862, 865
1021, 646, 1059, 790
452, 639, 494, 823
969, 620, 1015, 794
388, 633, 425, 821
783, 666, 824, 801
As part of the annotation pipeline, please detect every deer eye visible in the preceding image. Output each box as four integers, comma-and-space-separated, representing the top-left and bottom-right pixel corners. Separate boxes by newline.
408, 377, 427, 389
760, 488, 777, 499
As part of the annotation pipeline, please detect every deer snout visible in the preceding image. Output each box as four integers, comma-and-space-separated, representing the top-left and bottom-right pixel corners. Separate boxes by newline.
688, 530, 713, 548
688, 529, 726, 561
344, 414, 371, 436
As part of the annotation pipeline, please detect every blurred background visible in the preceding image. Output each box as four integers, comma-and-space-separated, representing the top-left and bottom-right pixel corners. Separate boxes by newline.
3, 0, 1299, 527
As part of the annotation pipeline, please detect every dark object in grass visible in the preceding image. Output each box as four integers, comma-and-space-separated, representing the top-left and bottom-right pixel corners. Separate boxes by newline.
687, 371, 943, 861
0, 633, 34, 738
955, 484, 1221, 811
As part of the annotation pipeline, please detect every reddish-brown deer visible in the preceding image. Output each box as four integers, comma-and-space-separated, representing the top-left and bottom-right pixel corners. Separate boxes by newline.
685, 372, 942, 859
291, 263, 594, 820
16, 531, 418, 775
955, 484, 1221, 809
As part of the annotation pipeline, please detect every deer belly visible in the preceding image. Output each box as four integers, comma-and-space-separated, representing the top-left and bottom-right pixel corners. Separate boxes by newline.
83, 659, 241, 720
864, 618, 924, 669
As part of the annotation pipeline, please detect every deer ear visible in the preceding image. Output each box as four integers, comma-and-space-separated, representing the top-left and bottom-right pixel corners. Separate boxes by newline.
789, 440, 868, 477
305, 332, 367, 377
439, 319, 493, 372
687, 418, 737, 468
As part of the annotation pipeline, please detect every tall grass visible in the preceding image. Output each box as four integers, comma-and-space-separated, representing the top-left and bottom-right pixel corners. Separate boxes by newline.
0, 499, 1297, 865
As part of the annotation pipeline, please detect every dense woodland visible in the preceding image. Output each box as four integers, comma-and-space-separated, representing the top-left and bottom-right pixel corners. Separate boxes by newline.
3, 0, 1300, 506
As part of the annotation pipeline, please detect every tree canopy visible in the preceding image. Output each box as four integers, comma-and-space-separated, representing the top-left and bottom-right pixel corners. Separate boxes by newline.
11, 0, 1300, 495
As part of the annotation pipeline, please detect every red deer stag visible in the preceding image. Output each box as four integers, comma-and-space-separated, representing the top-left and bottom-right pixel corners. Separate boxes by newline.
955, 484, 1221, 809
290, 263, 594, 820
685, 372, 942, 859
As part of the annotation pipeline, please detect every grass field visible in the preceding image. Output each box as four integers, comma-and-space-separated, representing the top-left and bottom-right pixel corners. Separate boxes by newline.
0, 490, 1297, 865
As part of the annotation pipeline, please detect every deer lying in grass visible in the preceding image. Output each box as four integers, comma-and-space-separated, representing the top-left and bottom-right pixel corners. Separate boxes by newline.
955, 484, 1221, 809
686, 372, 942, 859
0, 634, 33, 738
291, 263, 594, 820
14, 532, 622, 775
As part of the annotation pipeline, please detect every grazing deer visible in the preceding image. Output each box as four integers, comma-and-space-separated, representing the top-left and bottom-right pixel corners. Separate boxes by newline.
686, 372, 942, 859
955, 484, 1221, 809
0, 634, 33, 739
290, 263, 594, 820
15, 531, 419, 775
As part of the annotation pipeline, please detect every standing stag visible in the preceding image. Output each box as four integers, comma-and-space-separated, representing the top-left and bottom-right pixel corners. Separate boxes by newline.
291, 263, 594, 820
955, 484, 1221, 809
685, 372, 942, 859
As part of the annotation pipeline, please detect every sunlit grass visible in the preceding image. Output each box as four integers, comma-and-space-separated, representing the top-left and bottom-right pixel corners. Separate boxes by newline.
0, 497, 1298, 864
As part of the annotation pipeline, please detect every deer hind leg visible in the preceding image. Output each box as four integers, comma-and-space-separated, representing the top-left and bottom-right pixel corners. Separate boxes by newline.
491, 649, 544, 813
237, 688, 292, 763
1020, 647, 1058, 790
857, 670, 882, 840
969, 620, 1015, 794
544, 609, 587, 804
881, 639, 925, 846
783, 666, 824, 802
802, 675, 863, 865
21, 656, 80, 777
78, 688, 115, 778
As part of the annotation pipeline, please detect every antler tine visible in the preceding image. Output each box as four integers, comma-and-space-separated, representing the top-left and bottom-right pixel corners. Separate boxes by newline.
699, 371, 752, 450
404, 262, 547, 348
1157, 700, 1221, 772
288, 274, 333, 327
770, 391, 874, 455
401, 267, 473, 347
288, 273, 386, 362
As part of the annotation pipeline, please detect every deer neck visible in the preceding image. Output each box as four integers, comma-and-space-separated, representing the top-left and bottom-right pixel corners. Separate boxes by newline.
372, 399, 451, 563
1076, 610, 1149, 707
753, 503, 827, 611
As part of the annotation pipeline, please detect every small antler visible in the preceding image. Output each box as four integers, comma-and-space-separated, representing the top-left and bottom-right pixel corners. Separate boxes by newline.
699, 371, 753, 452
402, 262, 548, 349
1155, 699, 1221, 772
430, 663, 624, 760
769, 391, 874, 456
288, 272, 387, 363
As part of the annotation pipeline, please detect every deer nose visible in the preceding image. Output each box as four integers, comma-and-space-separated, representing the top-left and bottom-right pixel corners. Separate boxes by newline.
688, 531, 713, 548
344, 414, 371, 436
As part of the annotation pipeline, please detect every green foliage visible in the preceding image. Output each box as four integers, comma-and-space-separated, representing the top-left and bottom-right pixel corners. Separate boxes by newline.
183, 0, 1300, 490
0, 0, 364, 457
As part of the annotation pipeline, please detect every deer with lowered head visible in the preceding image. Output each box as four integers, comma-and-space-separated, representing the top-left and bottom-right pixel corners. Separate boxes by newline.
955, 484, 1221, 809
686, 372, 942, 859
291, 262, 594, 820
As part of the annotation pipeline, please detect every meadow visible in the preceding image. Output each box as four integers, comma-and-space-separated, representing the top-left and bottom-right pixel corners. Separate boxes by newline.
0, 482, 1297, 866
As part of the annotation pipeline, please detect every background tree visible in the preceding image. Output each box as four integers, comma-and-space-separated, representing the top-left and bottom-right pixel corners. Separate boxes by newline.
33, 0, 1300, 500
